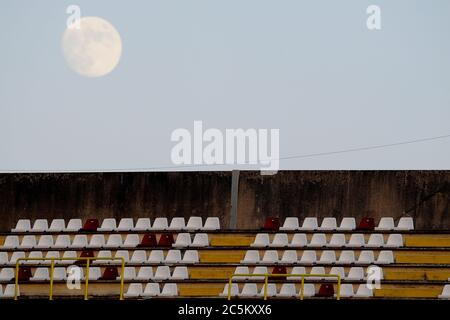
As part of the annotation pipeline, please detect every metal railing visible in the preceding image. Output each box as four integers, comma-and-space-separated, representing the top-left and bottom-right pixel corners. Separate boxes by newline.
14, 257, 125, 300
227, 273, 341, 300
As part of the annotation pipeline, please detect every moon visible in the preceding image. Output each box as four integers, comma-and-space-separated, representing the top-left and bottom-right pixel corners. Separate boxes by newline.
62, 17, 122, 77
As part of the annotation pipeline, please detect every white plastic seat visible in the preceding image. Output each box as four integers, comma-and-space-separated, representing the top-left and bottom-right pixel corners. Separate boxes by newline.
134, 218, 151, 231
269, 234, 289, 247
438, 285, 450, 299
142, 283, 160, 297
309, 266, 326, 280
151, 218, 168, 230
288, 234, 307, 247
260, 250, 279, 263
94, 250, 112, 264
36, 235, 54, 249
104, 234, 123, 248
338, 251, 355, 264
346, 234, 365, 248
114, 250, 130, 263
203, 217, 220, 230
280, 217, 300, 231
346, 267, 365, 280
148, 250, 164, 263
328, 234, 346, 247
258, 283, 277, 297
154, 266, 171, 280
168, 217, 185, 230
329, 267, 345, 280
136, 266, 153, 280
220, 283, 239, 297
338, 218, 356, 231
356, 251, 375, 264
52, 267, 67, 281
70, 235, 88, 248
53, 235, 71, 249
2, 236, 20, 249
32, 219, 48, 232
123, 234, 140, 247
287, 266, 306, 280
173, 233, 191, 247
252, 266, 268, 280
376, 251, 394, 264
2, 284, 19, 298
251, 234, 270, 247
31, 267, 50, 281
300, 218, 318, 231
355, 284, 373, 297
385, 234, 403, 248
308, 234, 327, 247
125, 283, 142, 298
376, 217, 395, 231
233, 266, 250, 280
185, 217, 202, 231
300, 251, 317, 265
240, 250, 260, 264
301, 284, 316, 297
49, 219, 65, 232
319, 250, 336, 264
192, 233, 209, 247
338, 284, 354, 298
239, 283, 258, 297
319, 218, 337, 230
61, 251, 77, 265
12, 219, 31, 232
280, 250, 298, 264
0, 252, 7, 265
0, 268, 14, 281
44, 251, 60, 265
367, 234, 384, 248
117, 218, 134, 231
165, 250, 182, 263
130, 250, 147, 264
172, 266, 188, 280
87, 267, 102, 280
119, 267, 136, 280
98, 218, 117, 232
20, 235, 37, 249
182, 250, 199, 264
25, 251, 43, 265
160, 283, 178, 297
277, 283, 297, 297
87, 234, 106, 248
396, 217, 414, 231
65, 219, 82, 232
8, 251, 25, 265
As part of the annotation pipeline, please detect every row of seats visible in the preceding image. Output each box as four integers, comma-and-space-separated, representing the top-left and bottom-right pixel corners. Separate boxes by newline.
2, 233, 210, 249
125, 283, 178, 298
233, 266, 381, 281
11, 217, 220, 232
251, 233, 404, 248
0, 265, 189, 282
278, 217, 413, 231
0, 249, 200, 266
220, 283, 373, 298
241, 250, 395, 264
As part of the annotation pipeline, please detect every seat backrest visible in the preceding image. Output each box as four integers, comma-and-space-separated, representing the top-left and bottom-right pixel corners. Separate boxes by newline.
165, 250, 182, 262
252, 233, 270, 246
66, 219, 82, 232
81, 219, 99, 231
137, 266, 153, 280
12, 219, 31, 232
347, 267, 365, 280
174, 233, 191, 247
338, 250, 355, 263
154, 266, 171, 279
301, 217, 318, 230
139, 233, 157, 247
148, 250, 164, 263
376, 217, 395, 230
309, 233, 326, 246
158, 233, 175, 247
281, 250, 298, 262
271, 233, 289, 246
396, 217, 414, 230
367, 234, 384, 247
134, 218, 151, 231
143, 283, 160, 296
98, 218, 117, 231
172, 266, 188, 279
281, 217, 299, 230
329, 234, 346, 247
37, 235, 54, 248
263, 217, 280, 231
130, 250, 147, 263
182, 250, 199, 263
338, 217, 356, 230
386, 234, 403, 247
262, 250, 279, 262
319, 217, 337, 230
32, 219, 48, 232
241, 283, 258, 296
49, 219, 65, 232
203, 217, 220, 230
319, 250, 336, 263
168, 217, 185, 230
243, 250, 260, 263
186, 217, 202, 230
152, 218, 168, 230
290, 233, 307, 246
300, 250, 317, 263
192, 233, 209, 246
117, 218, 134, 231
123, 234, 140, 247
106, 234, 123, 246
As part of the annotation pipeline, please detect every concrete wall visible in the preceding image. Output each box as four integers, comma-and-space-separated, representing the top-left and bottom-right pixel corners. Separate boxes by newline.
0, 171, 449, 231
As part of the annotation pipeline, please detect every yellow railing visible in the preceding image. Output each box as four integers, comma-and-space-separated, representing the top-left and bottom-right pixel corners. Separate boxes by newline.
227, 273, 341, 300
14, 257, 125, 300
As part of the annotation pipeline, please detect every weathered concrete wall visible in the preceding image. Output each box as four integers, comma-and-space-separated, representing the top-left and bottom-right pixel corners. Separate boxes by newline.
0, 171, 449, 231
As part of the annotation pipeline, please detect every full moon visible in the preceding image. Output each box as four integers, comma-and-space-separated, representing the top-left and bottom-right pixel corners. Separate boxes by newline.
62, 17, 122, 77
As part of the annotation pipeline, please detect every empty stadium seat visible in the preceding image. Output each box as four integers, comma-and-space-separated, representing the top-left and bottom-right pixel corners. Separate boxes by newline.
0, 252, 7, 265
25, 251, 43, 265
346, 267, 365, 280
20, 235, 37, 249
105, 234, 123, 248
376, 217, 395, 231
100, 267, 119, 280
49, 219, 65, 232
338, 251, 355, 264
152, 218, 169, 230
438, 285, 450, 299
31, 267, 50, 281
77, 250, 95, 264
94, 250, 112, 264
338, 284, 354, 298
88, 234, 106, 248
258, 283, 277, 298
173, 233, 191, 247
251, 234, 270, 247
308, 234, 327, 247
158, 234, 175, 247
239, 283, 258, 297
117, 218, 134, 231
317, 283, 334, 297
0, 268, 14, 281
309, 266, 326, 280
136, 267, 153, 280
71, 235, 88, 248
287, 266, 306, 280
356, 251, 375, 264
220, 284, 239, 297
301, 284, 316, 297
182, 250, 199, 264
346, 234, 365, 247
32, 219, 48, 232
54, 235, 71, 249
2, 236, 20, 249
8, 251, 25, 265
142, 283, 160, 297
270, 233, 289, 247
172, 266, 189, 280
355, 284, 373, 297
192, 233, 209, 247
61, 251, 77, 265
338, 218, 356, 231
270, 266, 287, 280
44, 251, 60, 265
2, 284, 19, 298
278, 283, 297, 297
139, 234, 157, 247
165, 250, 182, 263
185, 217, 202, 231
300, 218, 318, 231
134, 218, 151, 231
233, 266, 249, 280
328, 234, 346, 247
98, 218, 117, 232
203, 217, 220, 230
81, 219, 99, 232
319, 218, 337, 230
53, 267, 67, 281
396, 217, 414, 231
280, 250, 298, 264
376, 251, 394, 264
260, 250, 279, 263
17, 266, 32, 281
263, 218, 280, 231
120, 267, 136, 281
168, 217, 186, 230
148, 250, 164, 263
319, 251, 336, 264
288, 234, 307, 247
280, 217, 299, 231
252, 266, 268, 280
36, 235, 54, 249
367, 234, 384, 248
130, 250, 147, 264
114, 250, 130, 263
125, 283, 142, 298
385, 234, 403, 247
123, 234, 140, 247
329, 267, 345, 280
300, 251, 316, 265
66, 219, 82, 232
357, 218, 375, 231
12, 219, 31, 232
160, 283, 178, 296
154, 266, 171, 280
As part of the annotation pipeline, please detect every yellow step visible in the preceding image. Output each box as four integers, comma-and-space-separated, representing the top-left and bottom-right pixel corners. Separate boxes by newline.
375, 285, 443, 298
405, 235, 450, 247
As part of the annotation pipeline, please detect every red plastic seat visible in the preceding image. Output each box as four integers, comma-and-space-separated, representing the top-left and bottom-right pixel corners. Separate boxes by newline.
316, 283, 334, 297
269, 266, 287, 281
138, 233, 157, 247
76, 250, 95, 265
81, 219, 99, 232
99, 267, 119, 280
18, 266, 32, 281
357, 218, 375, 231
158, 233, 175, 247
263, 217, 280, 231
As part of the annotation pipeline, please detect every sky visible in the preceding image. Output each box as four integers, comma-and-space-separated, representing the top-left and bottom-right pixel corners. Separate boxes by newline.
1, 0, 450, 171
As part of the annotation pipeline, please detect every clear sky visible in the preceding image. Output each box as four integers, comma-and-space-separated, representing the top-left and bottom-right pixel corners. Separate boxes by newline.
1, 0, 449, 171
